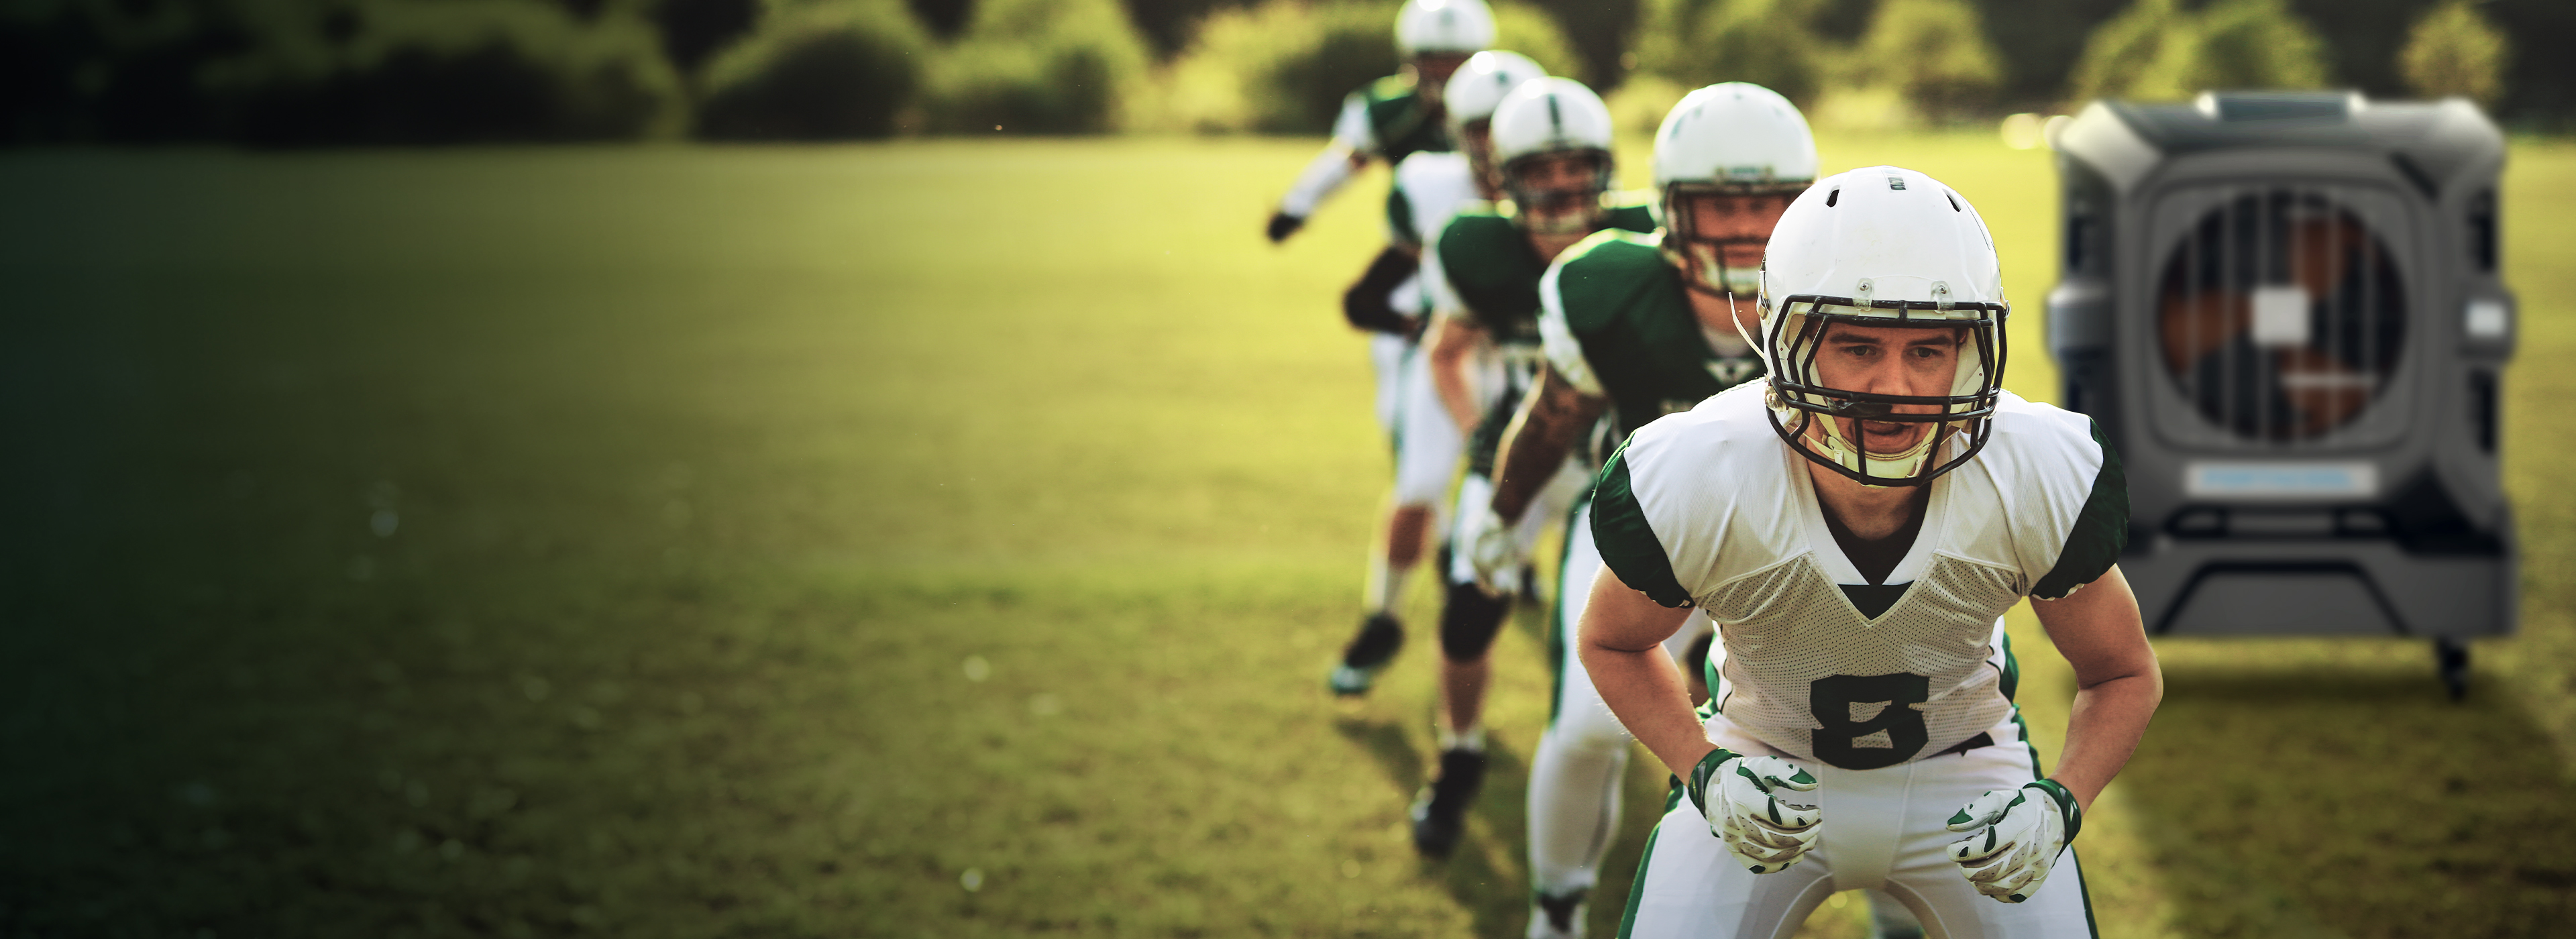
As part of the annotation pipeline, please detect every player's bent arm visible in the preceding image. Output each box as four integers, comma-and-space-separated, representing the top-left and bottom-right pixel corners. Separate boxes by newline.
1425, 312, 1491, 432
2029, 565, 2162, 814
1576, 565, 1711, 780
1490, 364, 1607, 523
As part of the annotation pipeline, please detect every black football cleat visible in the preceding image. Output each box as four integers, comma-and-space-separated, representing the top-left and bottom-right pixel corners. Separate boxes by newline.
1409, 747, 1487, 857
1327, 612, 1405, 696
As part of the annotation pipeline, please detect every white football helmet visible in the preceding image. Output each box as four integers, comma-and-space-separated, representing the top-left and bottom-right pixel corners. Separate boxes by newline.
1395, 0, 1495, 56
1652, 82, 1819, 298
1491, 77, 1616, 235
1758, 166, 2008, 486
1444, 50, 1546, 192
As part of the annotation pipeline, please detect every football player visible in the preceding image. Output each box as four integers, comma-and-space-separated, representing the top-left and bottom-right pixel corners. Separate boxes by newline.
1274, 0, 1493, 689
1403, 76, 1659, 859
1468, 82, 1803, 937
1327, 49, 1550, 698
1577, 166, 2161, 937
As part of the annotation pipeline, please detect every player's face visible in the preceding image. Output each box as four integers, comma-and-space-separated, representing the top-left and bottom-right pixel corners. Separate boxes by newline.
1682, 192, 1796, 273
1511, 152, 1603, 232
1809, 322, 1966, 455
1413, 53, 1471, 107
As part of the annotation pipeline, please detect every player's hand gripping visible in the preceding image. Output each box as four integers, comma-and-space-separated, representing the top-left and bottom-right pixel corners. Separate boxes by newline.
1685, 748, 1822, 873
1456, 502, 1521, 596
1945, 779, 2082, 903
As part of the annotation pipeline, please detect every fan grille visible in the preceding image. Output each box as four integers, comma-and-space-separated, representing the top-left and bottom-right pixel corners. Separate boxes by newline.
2154, 189, 2407, 442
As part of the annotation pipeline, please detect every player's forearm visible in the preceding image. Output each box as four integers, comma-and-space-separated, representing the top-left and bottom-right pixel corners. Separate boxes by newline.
2049, 667, 2161, 813
1582, 641, 1714, 780
1279, 147, 1366, 218
1426, 317, 1485, 431
1578, 572, 1713, 781
1490, 373, 1602, 522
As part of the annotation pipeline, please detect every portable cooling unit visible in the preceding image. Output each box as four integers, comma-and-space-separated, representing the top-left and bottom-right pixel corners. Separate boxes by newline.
2047, 92, 2514, 695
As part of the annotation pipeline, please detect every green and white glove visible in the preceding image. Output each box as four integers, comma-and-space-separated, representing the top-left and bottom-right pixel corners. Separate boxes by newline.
1945, 779, 2082, 903
1685, 748, 1823, 874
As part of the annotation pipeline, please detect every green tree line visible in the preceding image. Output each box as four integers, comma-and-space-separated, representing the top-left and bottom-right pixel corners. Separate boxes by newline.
0, 0, 2559, 145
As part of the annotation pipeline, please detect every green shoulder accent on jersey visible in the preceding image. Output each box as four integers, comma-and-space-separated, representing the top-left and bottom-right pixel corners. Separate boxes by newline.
1362, 74, 1450, 164
2031, 418, 2131, 600
1552, 231, 1765, 439
1591, 443, 1695, 608
1602, 196, 1657, 235
1436, 211, 1548, 341
1999, 630, 2020, 701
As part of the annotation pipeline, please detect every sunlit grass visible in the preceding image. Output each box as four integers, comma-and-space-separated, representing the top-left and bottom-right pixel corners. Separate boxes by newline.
0, 134, 2569, 936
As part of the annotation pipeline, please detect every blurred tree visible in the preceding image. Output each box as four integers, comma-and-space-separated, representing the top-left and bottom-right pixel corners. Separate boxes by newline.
221, 0, 688, 145
1857, 0, 2001, 121
1144, 0, 1573, 134
1516, 0, 1638, 88
2065, 0, 2326, 104
1969, 0, 2130, 111
653, 0, 761, 74
2488, 0, 2576, 128
1633, 0, 1823, 107
696, 0, 928, 137
922, 0, 1150, 133
2399, 0, 2507, 107
905, 0, 974, 37
2190, 0, 2328, 91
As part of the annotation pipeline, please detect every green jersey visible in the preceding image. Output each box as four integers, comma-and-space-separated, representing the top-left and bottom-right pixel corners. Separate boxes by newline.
1538, 228, 1768, 447
1426, 197, 1658, 347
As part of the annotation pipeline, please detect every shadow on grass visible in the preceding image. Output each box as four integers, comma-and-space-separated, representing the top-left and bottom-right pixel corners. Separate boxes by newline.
2118, 665, 2576, 938
1334, 714, 1539, 938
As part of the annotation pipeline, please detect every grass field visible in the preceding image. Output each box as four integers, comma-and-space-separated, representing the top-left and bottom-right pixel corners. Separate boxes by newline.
3, 133, 2576, 938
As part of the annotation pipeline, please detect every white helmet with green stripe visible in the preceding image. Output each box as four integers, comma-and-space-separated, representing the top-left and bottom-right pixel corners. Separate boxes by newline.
1395, 0, 1495, 56
1490, 77, 1615, 235
1652, 82, 1818, 298
1444, 51, 1547, 192
1758, 165, 2008, 487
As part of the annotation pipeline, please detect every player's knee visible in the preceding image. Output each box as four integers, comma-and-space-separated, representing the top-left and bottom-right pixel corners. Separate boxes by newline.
1438, 577, 1511, 661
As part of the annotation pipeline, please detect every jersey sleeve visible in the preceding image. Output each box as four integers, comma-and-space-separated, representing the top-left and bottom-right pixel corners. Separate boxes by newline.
1330, 93, 1377, 154
1589, 439, 1696, 608
2029, 419, 2129, 599
1982, 397, 2130, 599
1538, 261, 1605, 396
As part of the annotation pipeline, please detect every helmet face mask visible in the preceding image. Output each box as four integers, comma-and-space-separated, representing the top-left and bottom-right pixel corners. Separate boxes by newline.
1762, 294, 2008, 488
1664, 183, 1803, 297
1487, 77, 1617, 238
1504, 150, 1611, 235
1756, 164, 2012, 488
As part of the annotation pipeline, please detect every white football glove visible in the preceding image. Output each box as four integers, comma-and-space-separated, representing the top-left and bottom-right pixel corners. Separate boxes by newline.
1685, 748, 1823, 874
1457, 502, 1521, 596
1945, 779, 2082, 903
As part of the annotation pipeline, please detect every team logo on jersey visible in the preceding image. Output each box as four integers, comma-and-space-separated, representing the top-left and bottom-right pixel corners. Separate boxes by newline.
1706, 357, 1761, 386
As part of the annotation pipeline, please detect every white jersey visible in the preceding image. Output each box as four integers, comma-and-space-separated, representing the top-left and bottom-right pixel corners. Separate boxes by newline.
1590, 383, 2127, 770
1393, 151, 1481, 247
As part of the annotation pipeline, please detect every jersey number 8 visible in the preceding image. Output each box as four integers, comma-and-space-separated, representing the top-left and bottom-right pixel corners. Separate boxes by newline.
1809, 673, 1930, 769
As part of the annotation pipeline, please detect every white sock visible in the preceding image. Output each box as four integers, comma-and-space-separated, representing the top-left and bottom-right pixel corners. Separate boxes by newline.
1364, 553, 1413, 614
1438, 724, 1487, 753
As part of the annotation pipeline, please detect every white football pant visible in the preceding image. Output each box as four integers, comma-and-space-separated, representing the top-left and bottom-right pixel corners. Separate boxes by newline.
1527, 499, 1713, 899
1618, 708, 2094, 938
